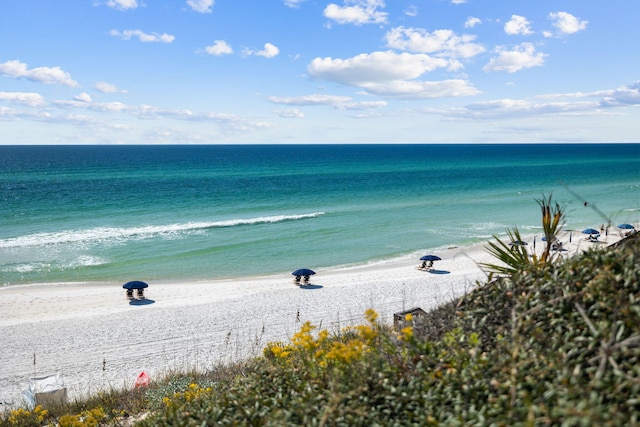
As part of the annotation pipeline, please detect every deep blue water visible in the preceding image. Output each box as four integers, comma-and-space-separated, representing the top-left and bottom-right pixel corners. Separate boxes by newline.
1, 144, 639, 285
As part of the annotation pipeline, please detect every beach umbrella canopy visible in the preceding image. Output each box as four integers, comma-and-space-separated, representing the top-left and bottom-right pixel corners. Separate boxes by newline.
419, 255, 441, 261
122, 280, 149, 290
582, 228, 600, 235
509, 241, 528, 246
618, 223, 635, 230
292, 268, 315, 276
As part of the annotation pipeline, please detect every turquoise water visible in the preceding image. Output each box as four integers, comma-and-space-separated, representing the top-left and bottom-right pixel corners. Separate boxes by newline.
1, 144, 639, 285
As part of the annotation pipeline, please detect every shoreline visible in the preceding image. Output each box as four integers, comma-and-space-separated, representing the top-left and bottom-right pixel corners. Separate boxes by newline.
0, 232, 627, 408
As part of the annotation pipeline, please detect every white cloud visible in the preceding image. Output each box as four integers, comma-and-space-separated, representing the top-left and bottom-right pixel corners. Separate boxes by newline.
0, 106, 53, 121
81, 101, 129, 113
268, 94, 387, 110
95, 81, 127, 93
255, 43, 280, 58
0, 91, 46, 107
0, 60, 79, 87
465, 98, 597, 117
1, 89, 271, 138
451, 0, 466, 4
504, 15, 533, 35
244, 43, 280, 58
203, 40, 233, 56
424, 81, 640, 120
51, 95, 270, 132
110, 29, 175, 43
309, 51, 451, 85
483, 43, 546, 73
60, 113, 104, 126
105, 0, 138, 11
592, 81, 640, 107
360, 79, 479, 99
273, 108, 304, 118
283, 0, 306, 8
74, 93, 93, 103
337, 100, 387, 110
420, 98, 597, 121
464, 17, 481, 28
187, 0, 214, 14
548, 12, 588, 35
324, 0, 388, 26
384, 27, 485, 58
307, 51, 479, 99
268, 94, 353, 106
404, 6, 418, 17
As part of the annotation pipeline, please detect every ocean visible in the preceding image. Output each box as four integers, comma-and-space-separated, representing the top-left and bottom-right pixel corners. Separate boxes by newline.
1, 144, 639, 286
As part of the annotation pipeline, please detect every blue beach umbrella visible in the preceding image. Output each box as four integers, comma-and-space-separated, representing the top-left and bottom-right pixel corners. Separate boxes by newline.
582, 228, 600, 236
122, 280, 149, 290
419, 255, 441, 261
618, 223, 635, 230
508, 241, 528, 246
292, 268, 315, 277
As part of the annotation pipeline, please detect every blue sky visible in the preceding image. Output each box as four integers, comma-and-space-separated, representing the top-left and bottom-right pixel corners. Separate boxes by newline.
1, 0, 639, 144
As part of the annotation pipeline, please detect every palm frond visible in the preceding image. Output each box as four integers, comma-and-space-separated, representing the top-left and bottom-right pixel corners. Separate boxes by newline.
482, 194, 567, 275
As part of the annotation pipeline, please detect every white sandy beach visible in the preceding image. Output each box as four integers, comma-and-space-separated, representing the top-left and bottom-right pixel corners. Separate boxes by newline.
0, 231, 625, 408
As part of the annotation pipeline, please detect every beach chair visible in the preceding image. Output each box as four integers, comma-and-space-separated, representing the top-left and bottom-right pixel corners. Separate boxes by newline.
293, 275, 301, 285
126, 289, 134, 299
137, 288, 145, 298
303, 275, 310, 285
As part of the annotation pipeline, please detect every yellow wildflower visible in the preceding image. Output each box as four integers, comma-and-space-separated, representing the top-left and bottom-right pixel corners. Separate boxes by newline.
364, 309, 378, 324
400, 325, 414, 341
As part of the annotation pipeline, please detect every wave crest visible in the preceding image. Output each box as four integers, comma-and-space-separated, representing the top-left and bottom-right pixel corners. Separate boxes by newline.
0, 212, 325, 249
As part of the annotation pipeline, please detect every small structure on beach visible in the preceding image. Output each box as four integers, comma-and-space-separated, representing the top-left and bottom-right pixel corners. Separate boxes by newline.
21, 373, 68, 410
393, 307, 427, 331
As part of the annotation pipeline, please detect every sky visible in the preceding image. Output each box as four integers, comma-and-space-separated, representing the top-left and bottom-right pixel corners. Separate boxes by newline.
1, 0, 639, 145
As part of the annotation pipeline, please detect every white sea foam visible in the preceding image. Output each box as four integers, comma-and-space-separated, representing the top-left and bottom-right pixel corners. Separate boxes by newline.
0, 212, 325, 249
1, 256, 108, 274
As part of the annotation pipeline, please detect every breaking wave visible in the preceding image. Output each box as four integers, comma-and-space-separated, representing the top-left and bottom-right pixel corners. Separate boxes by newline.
0, 212, 325, 249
